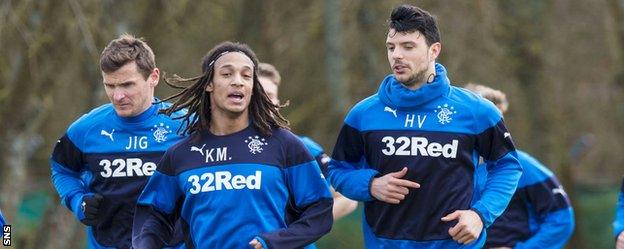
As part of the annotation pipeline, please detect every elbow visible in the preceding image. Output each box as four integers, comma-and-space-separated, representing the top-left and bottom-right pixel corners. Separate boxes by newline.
318, 198, 335, 236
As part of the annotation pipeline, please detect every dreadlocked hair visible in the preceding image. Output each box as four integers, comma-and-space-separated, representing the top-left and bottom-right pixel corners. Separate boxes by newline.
160, 41, 289, 137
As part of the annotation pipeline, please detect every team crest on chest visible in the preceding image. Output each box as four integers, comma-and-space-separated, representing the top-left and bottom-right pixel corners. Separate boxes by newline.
152, 123, 172, 143
435, 104, 457, 125
244, 136, 268, 154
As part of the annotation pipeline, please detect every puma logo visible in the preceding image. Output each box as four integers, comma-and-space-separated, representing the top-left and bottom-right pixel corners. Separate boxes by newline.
101, 129, 115, 142
191, 144, 206, 156
384, 106, 398, 118
504, 132, 511, 139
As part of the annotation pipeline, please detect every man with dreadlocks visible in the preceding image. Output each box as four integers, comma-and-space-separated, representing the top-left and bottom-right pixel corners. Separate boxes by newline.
50, 34, 186, 249
132, 41, 333, 249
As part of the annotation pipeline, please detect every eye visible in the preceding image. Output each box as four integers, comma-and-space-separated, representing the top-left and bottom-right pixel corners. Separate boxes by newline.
243, 74, 252, 79
222, 72, 231, 77
387, 46, 395, 52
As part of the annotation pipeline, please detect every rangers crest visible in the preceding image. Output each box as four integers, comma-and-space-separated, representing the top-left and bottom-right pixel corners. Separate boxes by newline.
245, 136, 268, 154
434, 104, 457, 125
152, 123, 172, 143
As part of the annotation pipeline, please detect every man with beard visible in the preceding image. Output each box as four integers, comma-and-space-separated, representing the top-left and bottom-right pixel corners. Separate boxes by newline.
327, 5, 522, 248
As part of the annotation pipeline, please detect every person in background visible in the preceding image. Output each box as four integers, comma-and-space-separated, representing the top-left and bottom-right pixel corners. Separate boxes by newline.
257, 62, 358, 220
613, 176, 624, 249
466, 83, 574, 249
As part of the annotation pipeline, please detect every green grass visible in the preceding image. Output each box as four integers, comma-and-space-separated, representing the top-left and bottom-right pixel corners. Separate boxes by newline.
574, 186, 618, 249
316, 206, 364, 248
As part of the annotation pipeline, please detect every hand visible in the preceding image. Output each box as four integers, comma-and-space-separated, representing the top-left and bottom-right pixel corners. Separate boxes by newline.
249, 238, 264, 249
441, 210, 483, 244
80, 193, 104, 226
617, 231, 624, 249
370, 167, 420, 204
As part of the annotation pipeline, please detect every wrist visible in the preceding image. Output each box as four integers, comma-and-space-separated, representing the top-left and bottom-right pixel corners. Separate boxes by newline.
469, 208, 485, 227
367, 172, 381, 201
254, 236, 269, 249
69, 192, 87, 220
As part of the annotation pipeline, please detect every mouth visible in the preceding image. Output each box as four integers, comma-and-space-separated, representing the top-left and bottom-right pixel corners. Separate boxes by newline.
115, 103, 131, 109
393, 64, 409, 74
227, 92, 245, 103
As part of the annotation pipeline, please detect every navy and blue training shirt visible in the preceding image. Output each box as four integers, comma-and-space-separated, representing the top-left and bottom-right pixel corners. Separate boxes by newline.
476, 150, 574, 248
133, 125, 333, 249
50, 101, 186, 249
328, 63, 522, 248
300, 136, 331, 178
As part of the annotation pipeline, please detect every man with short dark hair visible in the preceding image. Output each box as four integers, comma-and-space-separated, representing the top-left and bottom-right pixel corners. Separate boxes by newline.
328, 5, 522, 248
50, 34, 185, 249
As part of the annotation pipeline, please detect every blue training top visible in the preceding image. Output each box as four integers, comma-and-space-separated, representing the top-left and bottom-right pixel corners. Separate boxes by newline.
328, 63, 522, 248
0, 210, 5, 227
299, 136, 331, 178
476, 150, 574, 248
133, 125, 333, 249
50, 101, 187, 249
613, 177, 624, 238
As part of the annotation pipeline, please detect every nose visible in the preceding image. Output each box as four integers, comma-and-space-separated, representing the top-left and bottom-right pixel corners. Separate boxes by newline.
230, 74, 245, 87
391, 48, 404, 60
113, 88, 125, 102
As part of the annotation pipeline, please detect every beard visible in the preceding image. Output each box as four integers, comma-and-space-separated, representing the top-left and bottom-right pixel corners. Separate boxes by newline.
400, 65, 431, 87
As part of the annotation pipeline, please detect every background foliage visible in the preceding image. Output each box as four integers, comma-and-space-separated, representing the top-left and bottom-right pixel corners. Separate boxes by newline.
1, 0, 623, 248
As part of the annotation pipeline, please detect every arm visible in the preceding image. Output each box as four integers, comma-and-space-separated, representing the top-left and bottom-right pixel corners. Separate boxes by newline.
332, 190, 358, 220
516, 208, 574, 249
133, 152, 183, 249
514, 156, 574, 249
257, 139, 334, 248
328, 124, 379, 201
309, 143, 357, 220
50, 134, 91, 222
614, 179, 624, 238
0, 210, 5, 226
471, 121, 522, 228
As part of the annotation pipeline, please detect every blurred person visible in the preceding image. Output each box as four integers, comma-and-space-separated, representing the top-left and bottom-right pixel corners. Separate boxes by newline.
257, 62, 358, 220
465, 83, 575, 249
327, 4, 522, 248
132, 41, 333, 249
50, 34, 186, 249
613, 177, 624, 249
0, 209, 5, 227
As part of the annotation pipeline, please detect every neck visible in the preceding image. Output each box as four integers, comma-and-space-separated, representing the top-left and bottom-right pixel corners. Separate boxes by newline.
137, 98, 154, 115
209, 109, 250, 136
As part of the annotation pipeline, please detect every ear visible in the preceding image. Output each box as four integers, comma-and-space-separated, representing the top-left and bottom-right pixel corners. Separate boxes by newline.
205, 81, 214, 92
429, 42, 442, 61
149, 68, 160, 87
